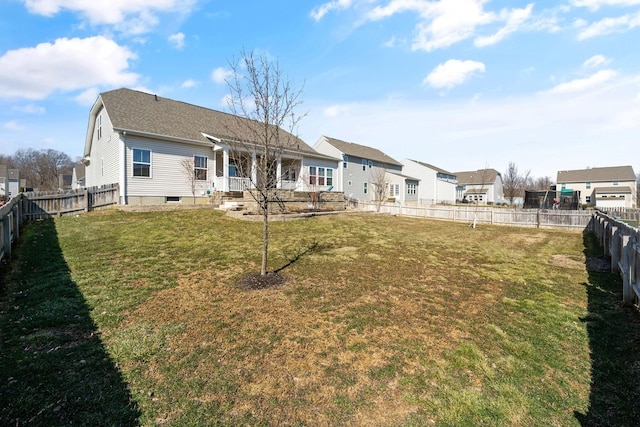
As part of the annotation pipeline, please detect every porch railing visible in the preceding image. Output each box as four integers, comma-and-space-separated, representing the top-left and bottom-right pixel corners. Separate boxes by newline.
214, 177, 300, 192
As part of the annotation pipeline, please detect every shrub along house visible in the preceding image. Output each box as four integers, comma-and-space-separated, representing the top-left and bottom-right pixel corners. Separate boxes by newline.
83, 88, 340, 206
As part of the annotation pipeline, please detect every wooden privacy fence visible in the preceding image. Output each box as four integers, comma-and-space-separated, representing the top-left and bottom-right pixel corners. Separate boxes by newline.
22, 184, 119, 220
355, 201, 593, 230
0, 185, 119, 263
0, 195, 23, 264
592, 211, 640, 306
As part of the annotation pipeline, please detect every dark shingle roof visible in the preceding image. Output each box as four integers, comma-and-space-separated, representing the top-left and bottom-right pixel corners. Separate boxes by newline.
455, 169, 500, 185
322, 136, 402, 167
594, 186, 633, 194
407, 159, 455, 176
99, 88, 317, 154
557, 166, 636, 183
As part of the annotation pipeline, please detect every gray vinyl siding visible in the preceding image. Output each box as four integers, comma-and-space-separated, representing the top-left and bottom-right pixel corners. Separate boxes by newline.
124, 135, 213, 198
301, 157, 340, 192
342, 156, 394, 201
313, 139, 345, 192
405, 179, 419, 202
402, 160, 456, 204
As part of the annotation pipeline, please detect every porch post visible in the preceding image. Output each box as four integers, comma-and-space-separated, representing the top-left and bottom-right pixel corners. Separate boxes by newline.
223, 147, 230, 192
251, 153, 257, 185
276, 156, 282, 189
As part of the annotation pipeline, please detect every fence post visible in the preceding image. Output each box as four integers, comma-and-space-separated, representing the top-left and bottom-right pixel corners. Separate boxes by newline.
84, 188, 89, 213
611, 226, 620, 273
2, 210, 10, 261
537, 209, 541, 229
621, 235, 633, 304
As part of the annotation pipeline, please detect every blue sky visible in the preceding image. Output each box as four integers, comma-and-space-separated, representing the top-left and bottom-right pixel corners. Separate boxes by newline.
1, 0, 639, 180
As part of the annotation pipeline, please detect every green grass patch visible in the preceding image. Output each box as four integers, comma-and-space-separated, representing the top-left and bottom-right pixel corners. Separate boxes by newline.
2, 209, 640, 425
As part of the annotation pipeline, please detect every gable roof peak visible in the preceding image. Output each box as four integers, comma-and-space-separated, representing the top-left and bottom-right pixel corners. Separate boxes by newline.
321, 135, 402, 167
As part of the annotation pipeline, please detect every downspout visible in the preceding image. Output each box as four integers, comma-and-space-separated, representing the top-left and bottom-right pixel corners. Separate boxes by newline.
120, 132, 127, 205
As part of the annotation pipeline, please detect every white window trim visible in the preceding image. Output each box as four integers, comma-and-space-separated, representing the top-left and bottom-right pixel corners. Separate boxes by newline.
194, 155, 208, 181
132, 147, 152, 178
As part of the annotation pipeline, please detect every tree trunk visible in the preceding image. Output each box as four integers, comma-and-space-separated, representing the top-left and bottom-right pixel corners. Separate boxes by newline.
261, 199, 269, 275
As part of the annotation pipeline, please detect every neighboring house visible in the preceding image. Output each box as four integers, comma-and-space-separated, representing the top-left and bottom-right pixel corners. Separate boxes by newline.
83, 88, 339, 205
455, 169, 504, 205
401, 159, 457, 204
313, 136, 415, 202
556, 166, 637, 208
0, 166, 21, 199
72, 163, 86, 190
0, 164, 6, 199
385, 170, 420, 204
58, 174, 73, 190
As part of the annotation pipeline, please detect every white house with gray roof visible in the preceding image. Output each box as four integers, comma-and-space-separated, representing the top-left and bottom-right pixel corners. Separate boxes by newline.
556, 166, 636, 208
83, 88, 339, 205
313, 136, 419, 202
455, 169, 504, 205
401, 159, 457, 205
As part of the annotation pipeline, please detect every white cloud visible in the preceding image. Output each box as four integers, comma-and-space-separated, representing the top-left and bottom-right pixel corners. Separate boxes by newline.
583, 54, 611, 68
75, 87, 100, 106
12, 104, 45, 114
383, 36, 397, 48
424, 59, 485, 90
299, 74, 640, 180
571, 0, 640, 11
181, 79, 199, 88
323, 104, 352, 118
545, 69, 617, 94
4, 120, 25, 131
168, 32, 185, 49
474, 4, 533, 47
366, 0, 532, 52
22, 0, 197, 34
310, 0, 353, 21
211, 67, 233, 84
577, 11, 640, 39
0, 36, 139, 100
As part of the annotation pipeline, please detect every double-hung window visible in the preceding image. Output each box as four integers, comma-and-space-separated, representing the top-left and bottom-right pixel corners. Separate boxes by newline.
194, 155, 207, 180
309, 167, 333, 186
133, 148, 151, 177
343, 155, 348, 169
309, 166, 317, 185
407, 183, 417, 195
362, 159, 367, 171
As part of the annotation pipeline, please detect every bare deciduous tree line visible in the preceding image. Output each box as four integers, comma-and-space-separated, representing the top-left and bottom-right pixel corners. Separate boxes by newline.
1, 148, 76, 192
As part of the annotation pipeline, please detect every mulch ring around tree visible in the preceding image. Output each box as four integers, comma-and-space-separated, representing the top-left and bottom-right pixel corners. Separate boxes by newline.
238, 272, 287, 290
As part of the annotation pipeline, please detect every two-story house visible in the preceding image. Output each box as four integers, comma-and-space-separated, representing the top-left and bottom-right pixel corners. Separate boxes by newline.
401, 159, 457, 204
313, 136, 418, 203
556, 166, 636, 208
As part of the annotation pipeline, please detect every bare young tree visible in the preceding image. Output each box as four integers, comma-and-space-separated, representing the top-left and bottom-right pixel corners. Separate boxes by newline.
370, 167, 389, 212
470, 165, 493, 229
181, 157, 198, 204
503, 162, 520, 206
503, 162, 531, 207
225, 48, 305, 277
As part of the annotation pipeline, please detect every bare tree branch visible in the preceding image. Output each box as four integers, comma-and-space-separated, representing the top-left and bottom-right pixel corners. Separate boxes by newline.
224, 49, 306, 276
